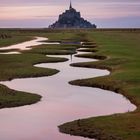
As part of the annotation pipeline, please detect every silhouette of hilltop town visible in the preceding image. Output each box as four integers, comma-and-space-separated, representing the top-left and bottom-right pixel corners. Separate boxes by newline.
49, 1, 96, 28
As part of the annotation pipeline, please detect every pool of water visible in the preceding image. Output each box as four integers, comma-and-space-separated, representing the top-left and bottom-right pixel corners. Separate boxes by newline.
0, 37, 59, 52
0, 37, 136, 140
0, 52, 21, 54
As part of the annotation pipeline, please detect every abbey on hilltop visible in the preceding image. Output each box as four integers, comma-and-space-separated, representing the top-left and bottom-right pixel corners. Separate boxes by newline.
49, 1, 97, 29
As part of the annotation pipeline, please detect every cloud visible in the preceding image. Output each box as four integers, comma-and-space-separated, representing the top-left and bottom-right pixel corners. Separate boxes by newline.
93, 16, 140, 28
0, 0, 140, 6
0, 0, 139, 28
0, 5, 65, 20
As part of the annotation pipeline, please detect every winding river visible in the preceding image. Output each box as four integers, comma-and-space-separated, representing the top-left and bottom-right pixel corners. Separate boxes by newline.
0, 37, 136, 140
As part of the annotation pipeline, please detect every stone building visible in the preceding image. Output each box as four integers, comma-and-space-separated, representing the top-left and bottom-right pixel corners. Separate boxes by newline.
49, 1, 96, 28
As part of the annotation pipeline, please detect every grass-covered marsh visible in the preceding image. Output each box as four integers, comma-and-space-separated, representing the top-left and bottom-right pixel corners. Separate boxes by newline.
0, 29, 79, 108
59, 30, 140, 140
0, 29, 140, 139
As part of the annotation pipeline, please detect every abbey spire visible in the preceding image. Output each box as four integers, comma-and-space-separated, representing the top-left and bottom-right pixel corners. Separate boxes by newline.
69, 0, 72, 9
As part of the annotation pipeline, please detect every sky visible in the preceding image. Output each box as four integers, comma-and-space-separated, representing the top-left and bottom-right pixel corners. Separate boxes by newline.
0, 0, 140, 28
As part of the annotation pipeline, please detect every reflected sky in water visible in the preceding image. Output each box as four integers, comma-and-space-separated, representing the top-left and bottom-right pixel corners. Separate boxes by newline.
0, 37, 136, 140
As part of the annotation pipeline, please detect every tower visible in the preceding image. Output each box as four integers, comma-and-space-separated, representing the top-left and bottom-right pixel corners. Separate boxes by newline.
69, 0, 72, 9
49, 0, 97, 28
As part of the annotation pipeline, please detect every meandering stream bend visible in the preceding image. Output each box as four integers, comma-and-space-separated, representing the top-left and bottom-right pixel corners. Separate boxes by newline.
0, 37, 136, 140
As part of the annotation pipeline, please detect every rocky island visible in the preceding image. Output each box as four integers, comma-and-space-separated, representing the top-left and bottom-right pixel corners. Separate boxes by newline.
49, 1, 97, 29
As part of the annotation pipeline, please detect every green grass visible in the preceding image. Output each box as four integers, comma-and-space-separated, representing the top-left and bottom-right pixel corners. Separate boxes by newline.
0, 84, 41, 109
0, 53, 68, 81
0, 29, 80, 108
0, 35, 32, 47
0, 29, 140, 139
22, 44, 79, 55
59, 30, 140, 140
0, 52, 68, 108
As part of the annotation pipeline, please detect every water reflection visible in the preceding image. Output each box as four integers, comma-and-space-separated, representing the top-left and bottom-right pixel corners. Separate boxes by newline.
0, 52, 21, 54
0, 37, 60, 54
0, 37, 136, 140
